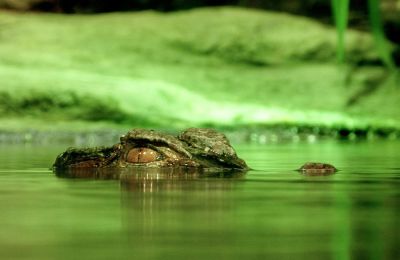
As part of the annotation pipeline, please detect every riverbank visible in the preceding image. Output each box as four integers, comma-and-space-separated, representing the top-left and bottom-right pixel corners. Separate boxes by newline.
1, 117, 398, 145
0, 7, 399, 139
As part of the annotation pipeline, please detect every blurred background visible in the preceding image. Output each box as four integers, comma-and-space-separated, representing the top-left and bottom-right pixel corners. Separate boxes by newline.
0, 0, 399, 141
1, 4, 399, 260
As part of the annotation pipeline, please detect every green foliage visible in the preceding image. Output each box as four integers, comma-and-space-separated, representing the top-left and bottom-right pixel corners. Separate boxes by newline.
0, 87, 156, 125
367, 0, 396, 69
169, 7, 375, 65
331, 0, 349, 63
331, 0, 396, 68
0, 7, 399, 131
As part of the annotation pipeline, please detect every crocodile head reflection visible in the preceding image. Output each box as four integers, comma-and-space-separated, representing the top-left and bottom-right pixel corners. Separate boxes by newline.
53, 128, 249, 175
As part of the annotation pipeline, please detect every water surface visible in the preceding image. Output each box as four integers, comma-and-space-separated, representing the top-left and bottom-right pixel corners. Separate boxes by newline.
0, 141, 399, 259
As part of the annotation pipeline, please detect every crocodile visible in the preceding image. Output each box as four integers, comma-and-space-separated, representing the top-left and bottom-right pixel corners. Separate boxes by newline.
53, 128, 249, 177
53, 128, 337, 178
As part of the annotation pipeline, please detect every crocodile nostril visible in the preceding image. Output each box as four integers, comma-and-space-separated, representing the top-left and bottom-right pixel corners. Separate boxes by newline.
126, 148, 160, 163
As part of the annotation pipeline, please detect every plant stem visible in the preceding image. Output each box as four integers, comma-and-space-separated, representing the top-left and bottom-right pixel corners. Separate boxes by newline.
332, 0, 350, 63
368, 0, 396, 70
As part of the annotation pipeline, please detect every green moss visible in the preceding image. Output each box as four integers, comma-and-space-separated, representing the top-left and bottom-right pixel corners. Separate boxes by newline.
0, 7, 399, 133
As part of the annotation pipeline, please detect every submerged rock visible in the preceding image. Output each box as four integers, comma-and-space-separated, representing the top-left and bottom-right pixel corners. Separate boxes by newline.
53, 128, 249, 176
298, 162, 337, 176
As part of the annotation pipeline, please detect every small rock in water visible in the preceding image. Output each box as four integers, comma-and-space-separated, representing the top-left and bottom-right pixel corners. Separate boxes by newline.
298, 162, 337, 176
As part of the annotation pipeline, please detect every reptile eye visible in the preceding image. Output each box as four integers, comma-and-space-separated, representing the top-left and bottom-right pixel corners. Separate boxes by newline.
126, 148, 161, 163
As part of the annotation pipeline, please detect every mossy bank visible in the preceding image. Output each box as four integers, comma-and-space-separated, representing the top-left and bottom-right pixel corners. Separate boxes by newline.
0, 7, 399, 139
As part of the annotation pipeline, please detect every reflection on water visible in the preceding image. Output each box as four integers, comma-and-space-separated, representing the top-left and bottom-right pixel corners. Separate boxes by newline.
0, 141, 399, 259
55, 167, 246, 181
119, 169, 245, 191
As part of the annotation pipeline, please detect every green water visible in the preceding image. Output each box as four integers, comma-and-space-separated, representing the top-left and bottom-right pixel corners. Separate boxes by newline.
0, 141, 399, 259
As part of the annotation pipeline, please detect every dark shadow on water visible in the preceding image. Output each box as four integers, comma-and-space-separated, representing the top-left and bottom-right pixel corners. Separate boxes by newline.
54, 167, 247, 192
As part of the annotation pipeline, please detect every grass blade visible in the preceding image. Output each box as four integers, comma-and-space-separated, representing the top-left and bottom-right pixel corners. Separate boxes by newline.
368, 0, 396, 69
331, 0, 350, 63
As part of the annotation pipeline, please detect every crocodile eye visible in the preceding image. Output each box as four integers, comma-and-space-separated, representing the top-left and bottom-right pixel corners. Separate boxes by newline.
126, 148, 160, 163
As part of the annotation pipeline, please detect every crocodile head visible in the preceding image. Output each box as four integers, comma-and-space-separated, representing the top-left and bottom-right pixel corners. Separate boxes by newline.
53, 128, 249, 177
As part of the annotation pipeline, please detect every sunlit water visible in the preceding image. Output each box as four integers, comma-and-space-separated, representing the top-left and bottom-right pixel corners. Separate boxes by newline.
0, 141, 399, 260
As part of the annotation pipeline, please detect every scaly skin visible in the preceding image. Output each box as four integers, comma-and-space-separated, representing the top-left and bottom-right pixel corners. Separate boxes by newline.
53, 128, 249, 176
